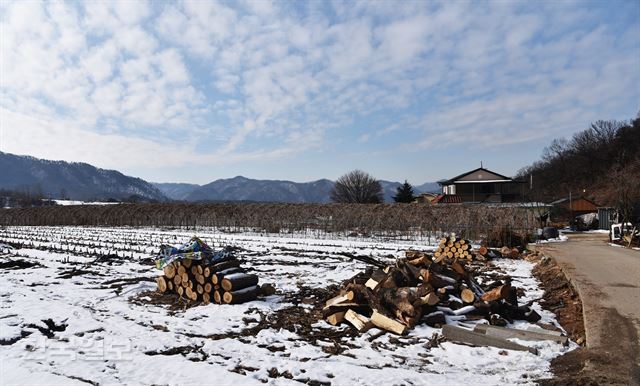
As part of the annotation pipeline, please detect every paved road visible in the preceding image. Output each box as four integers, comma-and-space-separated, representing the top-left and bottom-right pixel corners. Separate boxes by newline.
534, 233, 640, 384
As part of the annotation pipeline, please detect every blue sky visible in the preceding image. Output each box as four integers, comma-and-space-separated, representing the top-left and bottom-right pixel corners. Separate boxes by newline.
1, 0, 639, 185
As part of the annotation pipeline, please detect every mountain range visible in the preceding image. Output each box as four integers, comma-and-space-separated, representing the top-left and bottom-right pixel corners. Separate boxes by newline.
0, 152, 440, 203
0, 151, 165, 201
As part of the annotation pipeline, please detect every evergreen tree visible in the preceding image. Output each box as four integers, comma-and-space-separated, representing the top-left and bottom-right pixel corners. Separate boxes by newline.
393, 180, 415, 203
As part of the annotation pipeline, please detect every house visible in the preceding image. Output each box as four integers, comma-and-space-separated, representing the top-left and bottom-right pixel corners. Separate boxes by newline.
549, 196, 599, 217
414, 192, 438, 204
436, 167, 525, 203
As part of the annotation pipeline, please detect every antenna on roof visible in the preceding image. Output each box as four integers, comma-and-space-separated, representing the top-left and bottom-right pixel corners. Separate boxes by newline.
480, 161, 483, 168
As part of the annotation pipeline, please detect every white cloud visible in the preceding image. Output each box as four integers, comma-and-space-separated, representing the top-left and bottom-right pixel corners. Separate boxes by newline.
0, 0, 638, 182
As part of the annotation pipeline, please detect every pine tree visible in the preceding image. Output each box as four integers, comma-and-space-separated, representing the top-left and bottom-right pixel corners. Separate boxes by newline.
393, 180, 415, 203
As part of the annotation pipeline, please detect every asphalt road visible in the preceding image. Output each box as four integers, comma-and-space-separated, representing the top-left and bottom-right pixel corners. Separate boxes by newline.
534, 233, 640, 384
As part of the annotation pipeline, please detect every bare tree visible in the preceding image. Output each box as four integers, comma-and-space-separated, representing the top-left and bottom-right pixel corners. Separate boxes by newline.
330, 170, 384, 204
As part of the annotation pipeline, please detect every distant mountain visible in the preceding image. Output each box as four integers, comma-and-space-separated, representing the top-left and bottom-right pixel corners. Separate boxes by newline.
183, 176, 334, 203
415, 182, 440, 193
0, 152, 166, 201
152, 176, 437, 203
152, 183, 200, 201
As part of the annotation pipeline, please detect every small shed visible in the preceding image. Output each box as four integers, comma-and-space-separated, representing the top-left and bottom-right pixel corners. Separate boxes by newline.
597, 207, 615, 230
549, 196, 599, 215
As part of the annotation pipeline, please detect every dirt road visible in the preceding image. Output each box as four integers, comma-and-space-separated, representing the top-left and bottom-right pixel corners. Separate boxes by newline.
534, 233, 640, 385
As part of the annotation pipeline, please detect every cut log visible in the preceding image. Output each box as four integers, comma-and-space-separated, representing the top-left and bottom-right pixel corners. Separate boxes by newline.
177, 286, 184, 296
212, 267, 244, 285
177, 265, 186, 276
156, 276, 167, 293
203, 266, 211, 278
365, 278, 380, 290
202, 292, 210, 304
197, 284, 204, 295
223, 285, 259, 304
163, 264, 176, 279
461, 288, 475, 304
442, 325, 537, 354
196, 274, 205, 285
204, 283, 212, 293
326, 311, 346, 326
481, 284, 511, 302
419, 292, 440, 306
181, 272, 188, 285
421, 269, 457, 288
167, 280, 174, 291
191, 266, 198, 275
344, 309, 373, 332
322, 303, 369, 318
185, 287, 194, 300
325, 293, 351, 308
211, 259, 241, 273
423, 311, 446, 327
370, 310, 407, 335
213, 290, 222, 304
173, 275, 181, 287
197, 265, 204, 275
182, 259, 192, 268
260, 283, 277, 296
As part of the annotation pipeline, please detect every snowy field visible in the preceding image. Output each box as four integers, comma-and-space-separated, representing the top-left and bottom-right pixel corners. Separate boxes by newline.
0, 226, 574, 385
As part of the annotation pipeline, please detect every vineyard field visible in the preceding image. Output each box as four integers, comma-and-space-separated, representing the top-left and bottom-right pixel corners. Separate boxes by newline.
0, 226, 574, 385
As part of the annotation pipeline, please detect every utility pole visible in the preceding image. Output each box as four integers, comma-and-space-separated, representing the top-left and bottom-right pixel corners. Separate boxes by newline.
569, 191, 573, 227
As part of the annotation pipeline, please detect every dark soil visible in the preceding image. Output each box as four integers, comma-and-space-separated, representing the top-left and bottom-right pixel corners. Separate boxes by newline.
0, 259, 43, 269
532, 256, 585, 343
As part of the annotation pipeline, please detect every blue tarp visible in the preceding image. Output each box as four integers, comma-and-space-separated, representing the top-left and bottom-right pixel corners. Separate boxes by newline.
155, 237, 233, 269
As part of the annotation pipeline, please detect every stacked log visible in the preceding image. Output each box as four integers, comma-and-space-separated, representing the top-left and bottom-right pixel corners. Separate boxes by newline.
155, 254, 263, 305
432, 235, 474, 262
323, 241, 540, 335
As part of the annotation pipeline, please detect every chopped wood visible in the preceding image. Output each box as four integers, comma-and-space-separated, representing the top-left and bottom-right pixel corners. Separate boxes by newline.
344, 309, 373, 332
481, 284, 511, 302
326, 311, 346, 326
182, 259, 192, 268
325, 293, 351, 308
365, 277, 380, 290
371, 310, 407, 335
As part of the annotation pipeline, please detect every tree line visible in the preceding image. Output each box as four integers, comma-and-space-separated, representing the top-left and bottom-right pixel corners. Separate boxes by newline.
516, 113, 640, 223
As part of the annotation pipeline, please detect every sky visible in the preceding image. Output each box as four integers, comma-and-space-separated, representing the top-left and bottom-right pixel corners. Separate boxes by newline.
1, 0, 639, 185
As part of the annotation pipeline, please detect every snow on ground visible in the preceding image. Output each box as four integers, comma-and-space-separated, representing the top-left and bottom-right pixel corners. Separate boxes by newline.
0, 226, 574, 385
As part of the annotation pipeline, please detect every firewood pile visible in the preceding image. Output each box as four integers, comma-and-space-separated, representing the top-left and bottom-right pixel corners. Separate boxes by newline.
323, 237, 539, 335
154, 237, 266, 305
